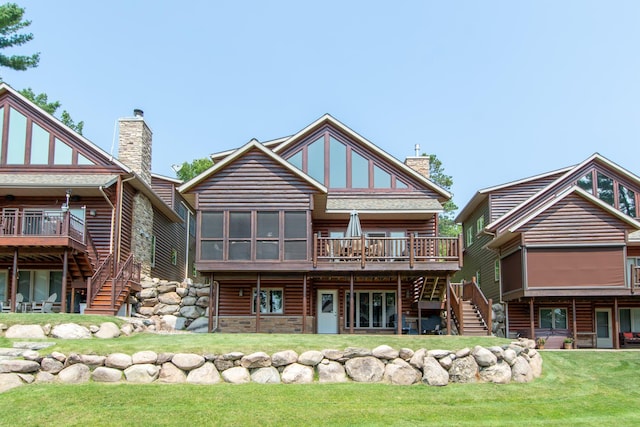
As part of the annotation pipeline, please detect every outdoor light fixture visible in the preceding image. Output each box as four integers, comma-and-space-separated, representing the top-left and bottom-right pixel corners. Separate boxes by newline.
238, 288, 244, 297
61, 189, 71, 212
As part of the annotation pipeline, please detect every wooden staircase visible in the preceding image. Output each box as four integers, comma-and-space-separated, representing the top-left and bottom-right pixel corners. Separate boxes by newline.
460, 299, 490, 336
84, 253, 141, 316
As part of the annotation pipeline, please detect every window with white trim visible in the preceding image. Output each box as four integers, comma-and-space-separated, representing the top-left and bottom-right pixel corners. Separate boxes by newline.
476, 216, 484, 234
252, 288, 283, 314
466, 226, 473, 247
494, 259, 500, 282
540, 308, 567, 329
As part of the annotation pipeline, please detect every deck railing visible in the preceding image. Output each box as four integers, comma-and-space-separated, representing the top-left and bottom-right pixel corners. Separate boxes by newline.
632, 266, 640, 293
87, 254, 113, 307
313, 234, 460, 267
0, 209, 86, 243
112, 253, 141, 308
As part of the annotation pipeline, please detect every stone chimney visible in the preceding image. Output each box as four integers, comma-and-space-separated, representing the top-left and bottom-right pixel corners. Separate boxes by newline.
404, 144, 430, 178
118, 109, 152, 185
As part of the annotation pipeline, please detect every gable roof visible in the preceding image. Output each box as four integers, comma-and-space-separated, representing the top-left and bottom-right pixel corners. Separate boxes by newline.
210, 136, 290, 162
455, 166, 574, 223
271, 114, 452, 200
488, 185, 640, 248
485, 153, 640, 233
179, 138, 328, 194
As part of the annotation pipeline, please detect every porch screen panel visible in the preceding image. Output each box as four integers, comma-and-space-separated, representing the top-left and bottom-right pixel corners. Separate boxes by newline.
501, 250, 523, 293
527, 247, 625, 288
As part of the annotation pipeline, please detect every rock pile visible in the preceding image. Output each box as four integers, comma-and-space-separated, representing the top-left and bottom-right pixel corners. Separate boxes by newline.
0, 339, 542, 392
2, 321, 142, 340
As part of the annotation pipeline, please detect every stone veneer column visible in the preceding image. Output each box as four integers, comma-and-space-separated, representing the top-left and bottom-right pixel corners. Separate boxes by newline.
404, 156, 430, 179
132, 193, 153, 276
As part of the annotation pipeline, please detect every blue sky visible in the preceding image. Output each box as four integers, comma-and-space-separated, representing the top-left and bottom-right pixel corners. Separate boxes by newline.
3, 1, 639, 213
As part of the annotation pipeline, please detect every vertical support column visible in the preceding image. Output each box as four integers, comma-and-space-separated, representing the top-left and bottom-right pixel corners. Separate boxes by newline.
208, 274, 215, 333
256, 273, 261, 333
614, 297, 620, 349
445, 274, 451, 335
302, 274, 307, 334
529, 298, 535, 340
61, 249, 68, 313
10, 248, 18, 313
572, 298, 577, 348
349, 273, 354, 335
397, 273, 402, 335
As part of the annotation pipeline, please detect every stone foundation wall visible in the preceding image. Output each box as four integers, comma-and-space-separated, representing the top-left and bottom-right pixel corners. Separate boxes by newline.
218, 316, 315, 333
0, 339, 542, 391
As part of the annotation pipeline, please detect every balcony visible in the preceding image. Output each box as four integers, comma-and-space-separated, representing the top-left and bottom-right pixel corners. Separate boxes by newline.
0, 209, 86, 249
313, 234, 461, 269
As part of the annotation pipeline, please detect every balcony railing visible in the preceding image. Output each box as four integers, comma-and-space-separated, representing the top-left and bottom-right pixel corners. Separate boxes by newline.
632, 266, 640, 293
0, 209, 86, 244
313, 234, 460, 268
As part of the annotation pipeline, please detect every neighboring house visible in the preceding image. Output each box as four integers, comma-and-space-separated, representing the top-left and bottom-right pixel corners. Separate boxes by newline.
0, 83, 190, 315
456, 154, 640, 348
180, 114, 464, 334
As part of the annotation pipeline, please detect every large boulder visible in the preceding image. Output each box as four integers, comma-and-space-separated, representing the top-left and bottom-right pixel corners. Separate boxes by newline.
479, 361, 512, 384
449, 355, 478, 383
51, 323, 91, 339
345, 356, 385, 383
158, 292, 181, 305
187, 362, 221, 384
511, 356, 534, 383
105, 353, 133, 370
94, 322, 121, 339
472, 346, 497, 367
40, 357, 64, 374
422, 356, 449, 386
298, 350, 323, 366
372, 345, 399, 360
221, 366, 250, 384
321, 349, 344, 361
92, 367, 123, 383
158, 362, 187, 383
58, 364, 90, 384
317, 360, 348, 383
281, 363, 314, 384
172, 353, 205, 370
124, 364, 159, 383
272, 350, 298, 367
186, 317, 209, 332
0, 373, 24, 393
0, 360, 40, 373
251, 367, 281, 384
78, 354, 106, 366
383, 358, 420, 385
240, 352, 271, 369
179, 305, 202, 319
5, 324, 46, 339
409, 348, 427, 369
529, 351, 543, 378
132, 351, 158, 365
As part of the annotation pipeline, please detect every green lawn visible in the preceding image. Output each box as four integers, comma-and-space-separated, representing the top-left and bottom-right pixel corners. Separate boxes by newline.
2, 317, 640, 426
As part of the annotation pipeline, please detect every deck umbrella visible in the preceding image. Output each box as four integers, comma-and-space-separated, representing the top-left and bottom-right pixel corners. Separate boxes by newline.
346, 210, 362, 238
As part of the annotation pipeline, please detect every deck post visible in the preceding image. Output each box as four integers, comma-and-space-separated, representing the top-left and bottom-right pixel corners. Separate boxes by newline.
572, 298, 577, 348
10, 248, 18, 313
349, 273, 354, 334
529, 298, 535, 340
61, 249, 68, 313
256, 273, 261, 333
445, 275, 451, 335
302, 274, 307, 334
397, 273, 402, 335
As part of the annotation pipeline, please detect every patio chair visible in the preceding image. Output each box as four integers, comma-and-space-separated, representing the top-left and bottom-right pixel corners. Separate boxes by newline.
15, 293, 24, 312
33, 293, 58, 313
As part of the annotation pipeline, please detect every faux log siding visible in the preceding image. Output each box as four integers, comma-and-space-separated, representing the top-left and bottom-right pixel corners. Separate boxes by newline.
506, 302, 533, 334
218, 279, 305, 316
489, 173, 566, 223
151, 209, 187, 282
627, 247, 640, 257
521, 194, 628, 245
454, 200, 499, 300
151, 176, 175, 207
194, 150, 317, 210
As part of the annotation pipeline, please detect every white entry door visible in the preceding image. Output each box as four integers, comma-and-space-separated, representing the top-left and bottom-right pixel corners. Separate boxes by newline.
596, 308, 613, 348
317, 290, 338, 334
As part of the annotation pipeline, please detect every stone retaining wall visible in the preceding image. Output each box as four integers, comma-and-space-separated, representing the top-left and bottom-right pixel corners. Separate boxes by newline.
0, 339, 542, 392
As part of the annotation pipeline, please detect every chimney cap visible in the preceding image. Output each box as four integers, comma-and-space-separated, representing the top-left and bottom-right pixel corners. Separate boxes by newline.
133, 109, 144, 118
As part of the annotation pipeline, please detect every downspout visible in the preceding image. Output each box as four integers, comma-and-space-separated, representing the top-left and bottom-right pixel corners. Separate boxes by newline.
181, 201, 194, 280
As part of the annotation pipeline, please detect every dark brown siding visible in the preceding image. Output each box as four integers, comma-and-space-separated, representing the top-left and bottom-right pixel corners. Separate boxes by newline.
195, 149, 317, 210
489, 172, 566, 222
502, 249, 523, 295
151, 209, 186, 282
526, 247, 626, 288
218, 278, 303, 316
521, 194, 629, 245
151, 176, 175, 207
119, 184, 135, 263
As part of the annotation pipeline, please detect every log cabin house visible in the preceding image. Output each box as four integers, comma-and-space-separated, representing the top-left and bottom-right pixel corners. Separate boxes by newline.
0, 83, 192, 315
180, 114, 468, 334
455, 154, 640, 348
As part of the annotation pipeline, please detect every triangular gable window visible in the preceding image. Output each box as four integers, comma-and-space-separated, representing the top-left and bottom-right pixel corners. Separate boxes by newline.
576, 169, 637, 218
1, 105, 97, 167
283, 129, 411, 190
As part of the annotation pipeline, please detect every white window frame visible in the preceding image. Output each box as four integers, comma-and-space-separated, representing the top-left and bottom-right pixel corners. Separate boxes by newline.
345, 290, 396, 329
539, 307, 568, 329
252, 288, 284, 314
466, 226, 473, 248
494, 259, 500, 282
476, 216, 484, 235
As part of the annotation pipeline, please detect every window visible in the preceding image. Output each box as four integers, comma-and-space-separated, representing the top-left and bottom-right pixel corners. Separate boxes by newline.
200, 210, 308, 261
307, 136, 325, 184
618, 184, 636, 217
329, 137, 346, 187
475, 270, 481, 285
171, 248, 178, 265
577, 172, 594, 194
252, 288, 283, 314
494, 259, 500, 282
596, 172, 615, 206
30, 122, 50, 164
0, 271, 7, 303
15, 270, 62, 302
627, 257, 640, 287
345, 291, 396, 329
476, 216, 484, 234
7, 107, 27, 164
619, 308, 640, 332
540, 308, 567, 329
466, 226, 473, 247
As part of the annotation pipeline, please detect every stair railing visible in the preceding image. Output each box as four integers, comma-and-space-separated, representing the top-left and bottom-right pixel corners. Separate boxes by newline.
462, 278, 493, 335
449, 284, 463, 334
87, 253, 113, 307
111, 254, 139, 309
